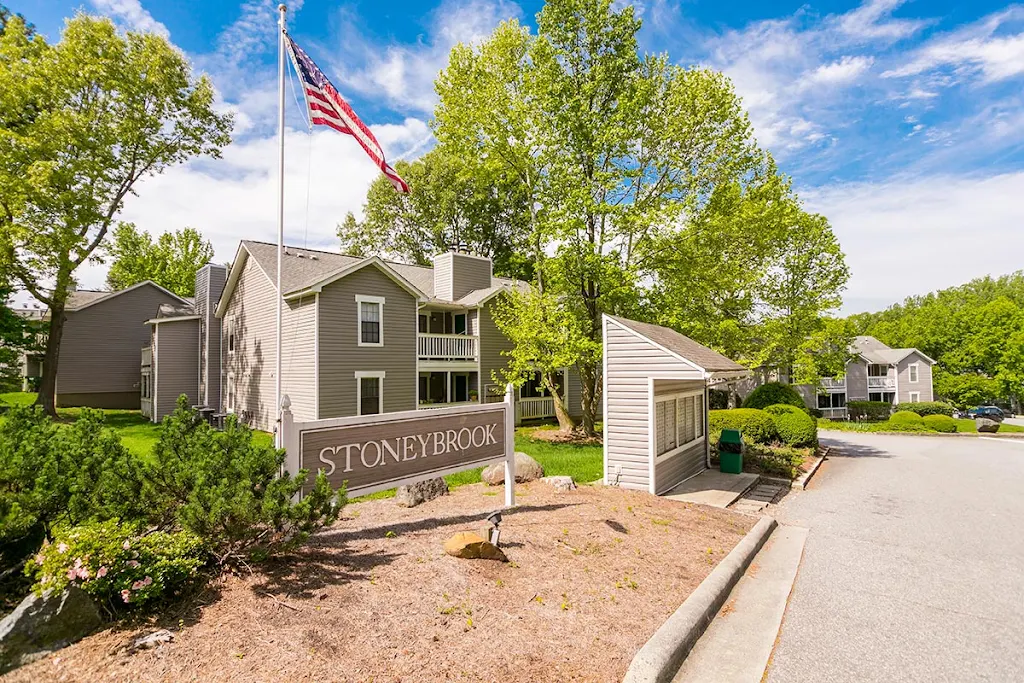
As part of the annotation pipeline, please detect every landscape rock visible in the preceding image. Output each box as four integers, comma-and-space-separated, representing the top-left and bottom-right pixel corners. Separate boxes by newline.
395, 477, 449, 507
128, 629, 174, 653
976, 417, 1001, 433
541, 475, 577, 492
481, 452, 544, 485
442, 532, 508, 562
0, 587, 102, 674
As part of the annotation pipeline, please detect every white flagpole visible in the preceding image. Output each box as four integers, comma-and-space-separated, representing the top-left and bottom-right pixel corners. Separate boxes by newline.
275, 3, 287, 448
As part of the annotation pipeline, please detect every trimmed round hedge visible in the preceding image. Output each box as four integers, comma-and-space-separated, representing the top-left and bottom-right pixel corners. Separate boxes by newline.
921, 414, 957, 433
742, 382, 805, 411
899, 401, 955, 417
890, 410, 923, 425
764, 404, 817, 447
709, 408, 778, 445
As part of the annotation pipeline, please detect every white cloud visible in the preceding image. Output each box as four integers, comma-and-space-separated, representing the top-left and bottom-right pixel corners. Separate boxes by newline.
798, 55, 875, 89
329, 0, 522, 114
804, 171, 1024, 314
829, 0, 929, 43
88, 0, 168, 37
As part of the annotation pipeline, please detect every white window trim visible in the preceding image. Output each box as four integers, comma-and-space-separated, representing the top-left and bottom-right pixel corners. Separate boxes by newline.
908, 362, 919, 383
654, 388, 705, 464
226, 315, 236, 356
226, 372, 235, 413
909, 391, 921, 403
355, 370, 386, 415
356, 295, 385, 348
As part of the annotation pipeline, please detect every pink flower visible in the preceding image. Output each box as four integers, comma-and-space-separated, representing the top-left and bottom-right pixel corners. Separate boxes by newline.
73, 558, 82, 569
57, 543, 68, 554
120, 589, 131, 603
76, 566, 90, 580
96, 566, 108, 579
66, 568, 77, 580
126, 560, 140, 568
122, 540, 131, 550
143, 576, 152, 586
34, 553, 44, 566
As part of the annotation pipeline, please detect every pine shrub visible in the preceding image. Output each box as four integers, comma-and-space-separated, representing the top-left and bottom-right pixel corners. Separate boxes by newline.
742, 382, 806, 411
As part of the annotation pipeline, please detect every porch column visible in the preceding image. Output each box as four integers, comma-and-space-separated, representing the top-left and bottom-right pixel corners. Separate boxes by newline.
446, 372, 451, 404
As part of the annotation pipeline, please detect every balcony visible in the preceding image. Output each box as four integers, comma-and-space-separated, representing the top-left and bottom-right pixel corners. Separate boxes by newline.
820, 376, 846, 390
141, 346, 152, 368
516, 396, 555, 422
867, 376, 896, 390
418, 333, 478, 361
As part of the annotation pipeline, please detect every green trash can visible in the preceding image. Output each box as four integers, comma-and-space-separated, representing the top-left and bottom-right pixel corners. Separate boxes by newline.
718, 429, 743, 474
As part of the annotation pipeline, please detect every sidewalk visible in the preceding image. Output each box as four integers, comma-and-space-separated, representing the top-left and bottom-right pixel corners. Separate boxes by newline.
663, 470, 760, 508
672, 524, 808, 683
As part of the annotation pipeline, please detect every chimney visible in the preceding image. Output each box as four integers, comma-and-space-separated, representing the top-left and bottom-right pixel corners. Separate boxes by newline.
433, 251, 493, 301
195, 263, 229, 408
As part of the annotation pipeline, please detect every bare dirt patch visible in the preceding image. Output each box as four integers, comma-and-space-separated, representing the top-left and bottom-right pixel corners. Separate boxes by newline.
6, 483, 753, 683
528, 426, 602, 446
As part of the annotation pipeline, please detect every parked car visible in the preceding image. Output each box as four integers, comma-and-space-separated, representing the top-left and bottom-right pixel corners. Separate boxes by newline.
969, 406, 1004, 421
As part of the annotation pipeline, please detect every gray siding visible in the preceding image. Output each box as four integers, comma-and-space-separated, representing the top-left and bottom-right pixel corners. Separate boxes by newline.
282, 296, 317, 420
433, 253, 492, 301
197, 264, 227, 408
478, 300, 512, 400
652, 379, 706, 494
195, 270, 209, 405
604, 319, 702, 492
318, 265, 417, 418
566, 366, 603, 419
846, 360, 869, 401
897, 353, 934, 403
57, 283, 183, 405
153, 319, 200, 421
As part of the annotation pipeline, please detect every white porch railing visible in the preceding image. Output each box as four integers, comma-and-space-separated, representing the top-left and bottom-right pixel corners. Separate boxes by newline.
819, 407, 848, 420
820, 376, 846, 389
516, 396, 555, 422
141, 397, 153, 419
418, 334, 478, 360
867, 376, 896, 390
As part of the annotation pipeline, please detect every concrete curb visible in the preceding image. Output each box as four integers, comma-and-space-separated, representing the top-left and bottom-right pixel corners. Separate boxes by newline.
819, 428, 1024, 439
792, 446, 829, 490
622, 516, 778, 683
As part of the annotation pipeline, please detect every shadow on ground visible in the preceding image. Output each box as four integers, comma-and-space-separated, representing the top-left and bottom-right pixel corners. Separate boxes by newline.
820, 439, 892, 459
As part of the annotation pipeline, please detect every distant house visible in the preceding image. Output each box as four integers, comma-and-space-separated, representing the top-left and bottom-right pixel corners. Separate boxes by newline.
144, 241, 599, 430
21, 282, 189, 409
799, 335, 936, 418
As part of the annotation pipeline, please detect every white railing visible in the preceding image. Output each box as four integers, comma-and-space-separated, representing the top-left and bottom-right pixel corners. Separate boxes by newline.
418, 400, 477, 410
141, 346, 152, 367
820, 376, 846, 389
867, 376, 896, 389
141, 397, 153, 419
418, 334, 478, 360
516, 397, 555, 421
819, 407, 848, 420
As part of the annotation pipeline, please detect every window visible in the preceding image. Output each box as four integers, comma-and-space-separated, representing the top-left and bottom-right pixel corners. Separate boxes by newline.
908, 363, 919, 383
227, 317, 236, 355
356, 295, 385, 347
909, 391, 920, 403
356, 371, 385, 415
418, 314, 428, 333
868, 364, 889, 377
454, 313, 467, 335
655, 390, 705, 459
226, 373, 235, 413
817, 393, 846, 409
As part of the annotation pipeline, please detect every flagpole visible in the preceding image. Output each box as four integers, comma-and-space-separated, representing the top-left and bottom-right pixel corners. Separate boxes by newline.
275, 3, 287, 448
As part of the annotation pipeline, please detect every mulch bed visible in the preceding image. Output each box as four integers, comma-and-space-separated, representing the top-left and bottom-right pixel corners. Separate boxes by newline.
527, 427, 603, 446
6, 482, 753, 683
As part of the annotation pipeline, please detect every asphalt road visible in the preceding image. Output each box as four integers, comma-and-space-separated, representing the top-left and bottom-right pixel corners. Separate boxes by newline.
766, 432, 1024, 682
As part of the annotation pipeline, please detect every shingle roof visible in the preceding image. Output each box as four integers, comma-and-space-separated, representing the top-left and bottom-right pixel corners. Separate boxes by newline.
608, 316, 747, 373
156, 302, 196, 318
66, 290, 113, 310
852, 335, 932, 365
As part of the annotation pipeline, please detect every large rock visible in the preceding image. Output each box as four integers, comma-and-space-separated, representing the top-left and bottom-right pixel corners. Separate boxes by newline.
442, 532, 508, 562
480, 452, 544, 485
0, 587, 102, 674
540, 475, 577, 492
394, 477, 448, 507
976, 417, 1001, 433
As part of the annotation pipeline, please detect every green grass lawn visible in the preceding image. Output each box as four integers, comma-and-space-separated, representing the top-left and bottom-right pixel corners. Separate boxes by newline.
819, 417, 1024, 434
3, 393, 605, 499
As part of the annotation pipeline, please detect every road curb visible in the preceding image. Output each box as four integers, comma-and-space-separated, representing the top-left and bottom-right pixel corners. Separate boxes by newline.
793, 446, 829, 490
622, 516, 778, 683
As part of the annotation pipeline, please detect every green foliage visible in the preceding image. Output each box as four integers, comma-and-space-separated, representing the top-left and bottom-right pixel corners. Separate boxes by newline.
921, 414, 957, 433
847, 400, 892, 421
105, 225, 213, 297
27, 521, 205, 613
763, 404, 817, 447
742, 382, 805, 410
144, 397, 346, 562
898, 401, 954, 417
934, 370, 1000, 409
889, 411, 923, 425
879, 422, 934, 433
709, 409, 778, 445
338, 147, 533, 281
742, 443, 811, 479
708, 389, 729, 410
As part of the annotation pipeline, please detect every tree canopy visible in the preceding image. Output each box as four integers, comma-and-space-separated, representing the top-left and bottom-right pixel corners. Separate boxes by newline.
0, 13, 233, 414
105, 225, 214, 297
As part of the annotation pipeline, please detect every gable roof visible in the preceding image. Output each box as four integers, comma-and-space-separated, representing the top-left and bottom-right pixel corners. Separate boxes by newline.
65, 281, 189, 313
852, 335, 935, 365
607, 315, 747, 374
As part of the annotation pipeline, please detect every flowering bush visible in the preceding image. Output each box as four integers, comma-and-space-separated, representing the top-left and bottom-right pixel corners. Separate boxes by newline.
27, 520, 205, 613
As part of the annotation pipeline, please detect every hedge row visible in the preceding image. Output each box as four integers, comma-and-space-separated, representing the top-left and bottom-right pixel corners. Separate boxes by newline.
710, 405, 817, 447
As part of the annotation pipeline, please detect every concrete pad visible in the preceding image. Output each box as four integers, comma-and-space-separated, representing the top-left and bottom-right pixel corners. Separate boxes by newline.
664, 470, 760, 508
673, 524, 809, 683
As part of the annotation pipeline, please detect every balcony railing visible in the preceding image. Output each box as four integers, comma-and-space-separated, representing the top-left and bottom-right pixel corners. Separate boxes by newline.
867, 376, 896, 389
141, 346, 152, 368
819, 407, 848, 420
516, 397, 555, 421
418, 333, 478, 361
820, 376, 846, 389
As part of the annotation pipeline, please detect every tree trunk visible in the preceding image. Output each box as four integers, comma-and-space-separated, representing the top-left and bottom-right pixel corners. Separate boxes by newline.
578, 363, 600, 437
35, 302, 66, 417
545, 372, 577, 433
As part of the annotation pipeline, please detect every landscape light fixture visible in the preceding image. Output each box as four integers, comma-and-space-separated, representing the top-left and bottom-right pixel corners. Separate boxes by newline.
485, 510, 503, 546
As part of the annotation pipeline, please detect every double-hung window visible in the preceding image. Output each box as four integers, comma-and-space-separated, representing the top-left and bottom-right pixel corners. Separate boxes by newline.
908, 363, 919, 383
356, 295, 385, 347
356, 371, 385, 415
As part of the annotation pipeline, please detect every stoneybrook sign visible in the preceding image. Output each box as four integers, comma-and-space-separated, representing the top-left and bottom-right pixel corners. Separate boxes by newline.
281, 398, 515, 504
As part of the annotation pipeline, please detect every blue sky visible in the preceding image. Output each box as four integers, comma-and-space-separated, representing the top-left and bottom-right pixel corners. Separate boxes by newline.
10, 0, 1024, 313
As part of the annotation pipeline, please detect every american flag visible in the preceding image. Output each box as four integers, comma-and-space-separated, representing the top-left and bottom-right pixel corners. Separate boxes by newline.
286, 35, 409, 193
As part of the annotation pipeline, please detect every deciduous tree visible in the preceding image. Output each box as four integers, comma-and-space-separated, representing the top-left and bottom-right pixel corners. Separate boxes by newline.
0, 15, 232, 415
105, 225, 214, 297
